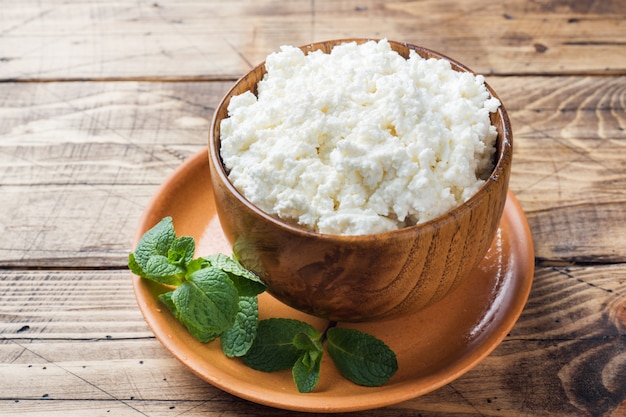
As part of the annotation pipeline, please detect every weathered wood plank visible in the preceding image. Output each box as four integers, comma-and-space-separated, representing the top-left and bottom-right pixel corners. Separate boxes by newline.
0, 271, 149, 339
0, 0, 624, 81
1, 265, 624, 415
0, 81, 225, 267
0, 80, 226, 152
489, 76, 626, 263
0, 184, 159, 267
1, 76, 624, 265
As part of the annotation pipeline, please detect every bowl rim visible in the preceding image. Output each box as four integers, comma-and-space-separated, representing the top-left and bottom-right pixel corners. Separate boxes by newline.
209, 38, 513, 241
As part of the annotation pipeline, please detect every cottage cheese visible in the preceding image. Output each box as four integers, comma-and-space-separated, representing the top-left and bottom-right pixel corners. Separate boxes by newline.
220, 39, 500, 235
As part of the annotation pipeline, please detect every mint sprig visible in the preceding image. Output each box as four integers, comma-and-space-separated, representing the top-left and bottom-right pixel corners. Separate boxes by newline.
129, 217, 263, 349
130, 216, 398, 392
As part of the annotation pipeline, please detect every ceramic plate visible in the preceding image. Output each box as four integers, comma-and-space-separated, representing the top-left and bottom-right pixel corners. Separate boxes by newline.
132, 149, 534, 413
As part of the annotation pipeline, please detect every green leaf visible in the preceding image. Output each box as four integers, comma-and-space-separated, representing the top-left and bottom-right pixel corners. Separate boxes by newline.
133, 217, 176, 270
243, 318, 320, 372
326, 327, 398, 387
293, 349, 322, 393
128, 253, 145, 276
202, 254, 266, 296
221, 296, 259, 357
185, 258, 210, 277
130, 217, 183, 285
168, 236, 195, 267
143, 254, 184, 285
170, 267, 239, 343
292, 332, 323, 393
158, 290, 178, 315
293, 331, 323, 354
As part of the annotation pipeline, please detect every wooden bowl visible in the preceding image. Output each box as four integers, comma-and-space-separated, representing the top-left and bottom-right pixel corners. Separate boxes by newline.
208, 39, 513, 322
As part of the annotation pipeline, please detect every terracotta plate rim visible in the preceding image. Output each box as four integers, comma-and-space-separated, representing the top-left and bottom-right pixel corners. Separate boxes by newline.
131, 149, 535, 413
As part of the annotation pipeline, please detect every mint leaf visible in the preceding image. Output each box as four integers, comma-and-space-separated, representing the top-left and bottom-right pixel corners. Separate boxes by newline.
133, 217, 176, 269
221, 296, 259, 358
293, 331, 322, 353
202, 254, 266, 296
128, 253, 145, 276
243, 318, 320, 372
158, 290, 177, 314
293, 349, 322, 393
326, 327, 398, 387
168, 236, 195, 267
292, 332, 323, 393
130, 217, 183, 285
144, 254, 184, 285
170, 267, 239, 343
185, 257, 210, 276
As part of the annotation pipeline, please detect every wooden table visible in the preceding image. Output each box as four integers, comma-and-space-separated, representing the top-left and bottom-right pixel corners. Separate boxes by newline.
1, 1, 625, 416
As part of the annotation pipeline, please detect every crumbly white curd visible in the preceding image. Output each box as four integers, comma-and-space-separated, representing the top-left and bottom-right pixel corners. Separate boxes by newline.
220, 39, 501, 235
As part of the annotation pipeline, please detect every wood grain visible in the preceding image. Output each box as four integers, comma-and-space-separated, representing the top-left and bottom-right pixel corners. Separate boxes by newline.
1, 265, 624, 416
0, 81, 227, 267
488, 76, 626, 263
1, 0, 624, 81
